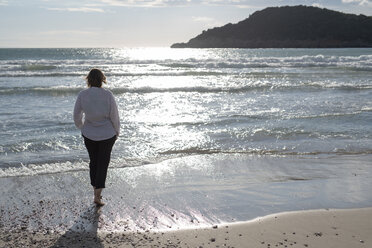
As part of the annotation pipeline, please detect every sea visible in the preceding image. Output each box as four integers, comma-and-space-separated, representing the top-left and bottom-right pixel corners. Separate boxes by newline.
0, 47, 372, 178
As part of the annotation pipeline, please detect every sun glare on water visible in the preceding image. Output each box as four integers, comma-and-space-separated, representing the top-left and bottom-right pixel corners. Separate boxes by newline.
111, 47, 206, 61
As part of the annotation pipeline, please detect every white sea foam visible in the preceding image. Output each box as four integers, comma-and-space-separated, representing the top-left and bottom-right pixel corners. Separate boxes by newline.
1, 52, 372, 77
0, 161, 88, 178
1, 80, 371, 96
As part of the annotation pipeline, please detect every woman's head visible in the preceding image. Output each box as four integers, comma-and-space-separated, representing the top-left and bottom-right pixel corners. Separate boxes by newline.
86, 68, 107, 87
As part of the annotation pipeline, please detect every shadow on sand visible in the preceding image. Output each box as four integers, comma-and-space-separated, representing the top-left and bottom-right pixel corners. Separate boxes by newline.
51, 205, 104, 248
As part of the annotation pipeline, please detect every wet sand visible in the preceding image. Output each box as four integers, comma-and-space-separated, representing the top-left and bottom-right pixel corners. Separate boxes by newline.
1, 208, 371, 247
1, 154, 372, 247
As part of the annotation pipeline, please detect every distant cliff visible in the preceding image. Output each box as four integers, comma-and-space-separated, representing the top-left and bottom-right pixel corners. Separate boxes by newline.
171, 5, 372, 48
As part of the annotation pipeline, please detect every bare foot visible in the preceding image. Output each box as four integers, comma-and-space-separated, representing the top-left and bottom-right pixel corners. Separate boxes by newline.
94, 196, 105, 206
94, 188, 104, 206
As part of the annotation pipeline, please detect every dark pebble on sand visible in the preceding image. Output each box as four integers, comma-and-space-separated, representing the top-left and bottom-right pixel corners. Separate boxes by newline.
213, 225, 218, 229
210, 238, 216, 242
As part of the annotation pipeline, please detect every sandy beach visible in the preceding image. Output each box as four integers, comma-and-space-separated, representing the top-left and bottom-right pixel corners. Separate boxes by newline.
1, 208, 371, 247
1, 154, 372, 247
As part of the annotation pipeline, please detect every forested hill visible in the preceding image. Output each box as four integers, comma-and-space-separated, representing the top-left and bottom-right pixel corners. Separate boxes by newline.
171, 5, 372, 48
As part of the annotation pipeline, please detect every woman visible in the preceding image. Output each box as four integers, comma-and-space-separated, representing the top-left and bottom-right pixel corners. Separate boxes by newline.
73, 68, 120, 206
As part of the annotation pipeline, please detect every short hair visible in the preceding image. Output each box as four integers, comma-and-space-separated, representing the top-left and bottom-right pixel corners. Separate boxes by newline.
86, 68, 107, 87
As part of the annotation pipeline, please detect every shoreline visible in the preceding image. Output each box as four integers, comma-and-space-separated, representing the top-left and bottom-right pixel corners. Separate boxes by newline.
149, 207, 372, 248
1, 154, 372, 247
1, 207, 371, 247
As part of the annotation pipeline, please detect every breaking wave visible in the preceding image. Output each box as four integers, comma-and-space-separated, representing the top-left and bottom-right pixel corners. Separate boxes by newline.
2, 147, 372, 178
1, 82, 371, 96
1, 53, 372, 77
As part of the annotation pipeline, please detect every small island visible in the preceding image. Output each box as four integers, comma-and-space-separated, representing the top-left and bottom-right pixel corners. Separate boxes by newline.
171, 5, 372, 48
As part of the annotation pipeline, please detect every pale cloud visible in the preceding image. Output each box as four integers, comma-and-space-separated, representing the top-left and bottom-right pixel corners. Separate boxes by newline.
99, 0, 167, 7
342, 0, 372, 6
312, 3, 323, 8
235, 5, 255, 8
192, 16, 224, 28
192, 16, 215, 22
0, 0, 8, 6
47, 7, 105, 12
98, 0, 259, 8
40, 30, 98, 35
199, 0, 253, 7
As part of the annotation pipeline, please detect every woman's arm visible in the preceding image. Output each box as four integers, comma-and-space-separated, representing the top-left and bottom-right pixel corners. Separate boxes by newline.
109, 93, 120, 137
73, 93, 84, 129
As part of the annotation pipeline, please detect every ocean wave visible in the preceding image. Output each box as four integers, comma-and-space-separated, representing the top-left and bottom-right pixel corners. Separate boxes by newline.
0, 71, 228, 78
160, 148, 372, 156
290, 110, 372, 120
2, 148, 372, 178
228, 108, 372, 122
0, 72, 85, 77
0, 85, 261, 96
1, 82, 371, 96
1, 53, 372, 76
140, 55, 372, 70
0, 86, 84, 96
0, 161, 88, 178
160, 54, 372, 69
20, 64, 58, 71
0, 157, 157, 178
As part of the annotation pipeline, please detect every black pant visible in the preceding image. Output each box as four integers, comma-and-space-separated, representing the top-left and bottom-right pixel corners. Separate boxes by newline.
83, 135, 116, 189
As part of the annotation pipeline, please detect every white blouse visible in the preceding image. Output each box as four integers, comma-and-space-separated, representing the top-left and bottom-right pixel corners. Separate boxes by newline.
73, 87, 120, 141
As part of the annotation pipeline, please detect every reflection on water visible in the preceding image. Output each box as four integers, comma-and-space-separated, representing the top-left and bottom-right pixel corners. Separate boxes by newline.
1, 48, 372, 175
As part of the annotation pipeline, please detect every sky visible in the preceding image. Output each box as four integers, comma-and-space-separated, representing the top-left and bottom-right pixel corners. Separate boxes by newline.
0, 0, 372, 47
